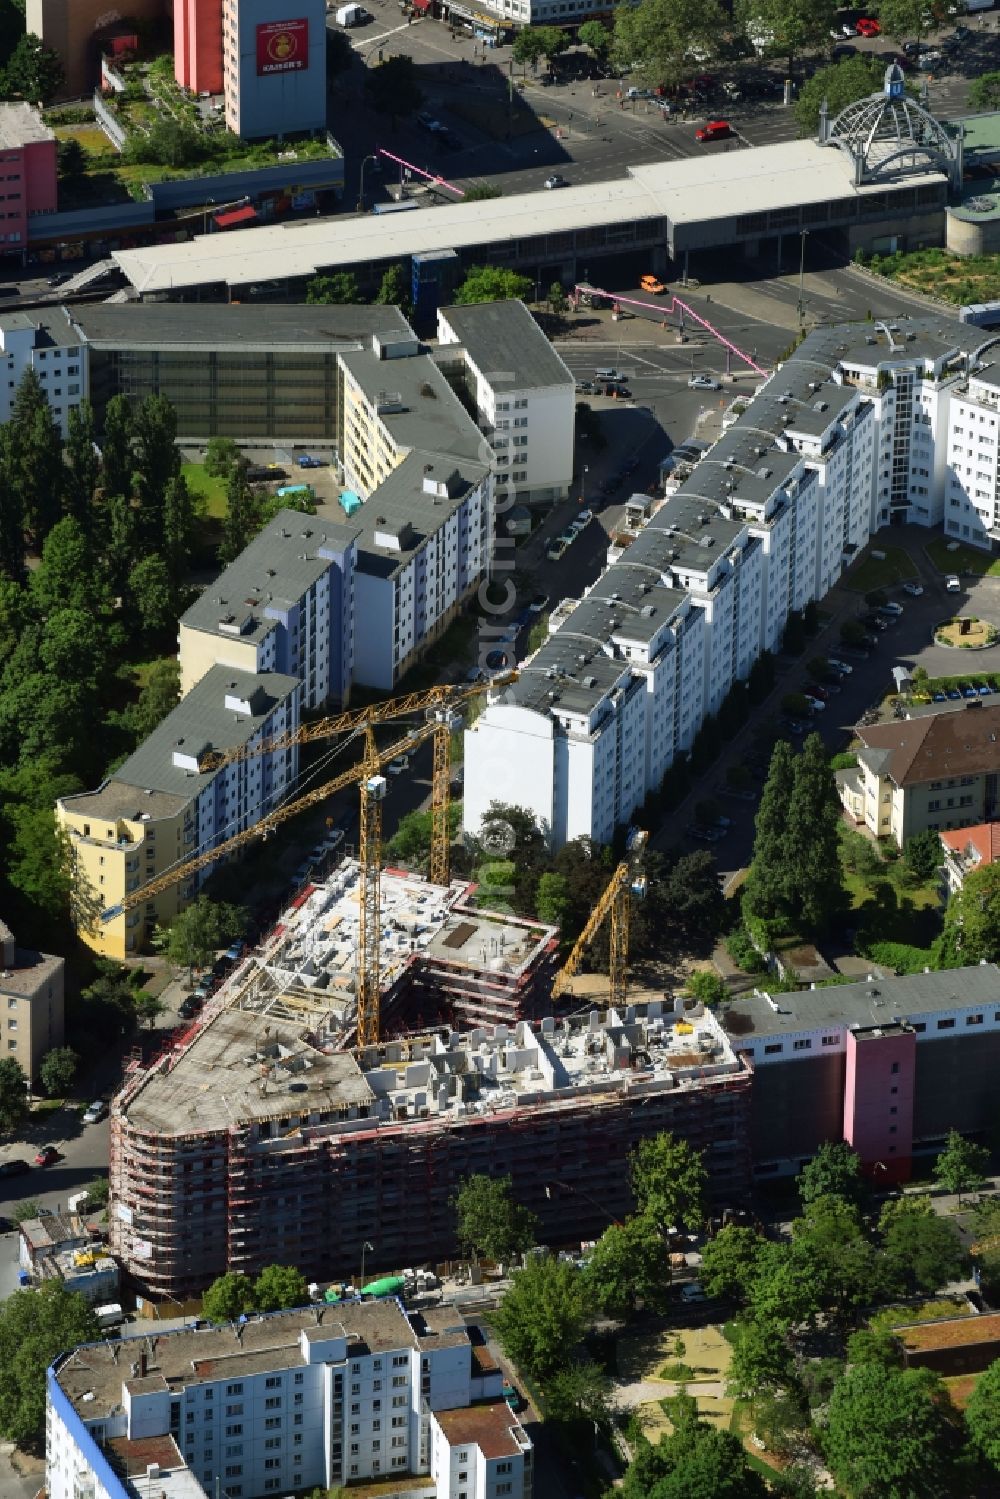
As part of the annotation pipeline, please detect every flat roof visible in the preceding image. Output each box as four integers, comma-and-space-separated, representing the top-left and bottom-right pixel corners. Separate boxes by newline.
60, 665, 300, 822
56, 1302, 469, 1420
69, 302, 411, 350
899, 1311, 1000, 1352
0, 945, 62, 1000
0, 102, 54, 149
355, 449, 489, 580
340, 346, 482, 464
439, 300, 574, 390
0, 305, 82, 350
722, 963, 1000, 1040
111, 141, 946, 295
434, 1401, 524, 1460
180, 509, 358, 647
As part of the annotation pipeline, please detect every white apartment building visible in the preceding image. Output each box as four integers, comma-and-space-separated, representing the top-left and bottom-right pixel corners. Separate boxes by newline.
436, 300, 575, 509
57, 666, 301, 959
47, 1302, 531, 1499
178, 510, 358, 711
0, 306, 86, 436
463, 318, 895, 849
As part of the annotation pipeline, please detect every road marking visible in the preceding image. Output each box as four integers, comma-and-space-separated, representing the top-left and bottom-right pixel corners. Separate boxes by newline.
359, 20, 416, 43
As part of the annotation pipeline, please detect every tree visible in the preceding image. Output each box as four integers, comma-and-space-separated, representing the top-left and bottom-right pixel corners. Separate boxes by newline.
621, 1401, 768, 1499
220, 460, 263, 566
881, 1202, 966, 1296
56, 136, 86, 184
384, 804, 459, 867
784, 732, 844, 935
534, 871, 568, 928
613, 0, 725, 88
751, 1389, 810, 1459
747, 650, 775, 704
133, 394, 179, 542
966, 1357, 1000, 1473
38, 1046, 77, 1098
736, 0, 835, 75
99, 394, 134, 502
798, 1141, 865, 1209
157, 896, 247, 981
3, 32, 64, 103
363, 54, 422, 124
512, 29, 547, 73
492, 1256, 586, 1379
0, 443, 25, 580
122, 658, 180, 743
824, 1362, 950, 1498
29, 516, 104, 617
939, 862, 1000, 965
532, 24, 569, 61
578, 19, 612, 56
970, 72, 1000, 112
0, 1283, 99, 1446
686, 970, 727, 1007
742, 739, 796, 925
544, 1359, 614, 1429
747, 1241, 823, 1329
583, 1213, 671, 1316
453, 1173, 537, 1264
374, 263, 411, 315
846, 1325, 904, 1369
934, 1128, 990, 1204
657, 850, 726, 952
794, 55, 882, 137
128, 553, 177, 639
791, 1194, 882, 1321
699, 1225, 767, 1303
0, 1055, 27, 1134
202, 1271, 256, 1324
63, 402, 99, 528
125, 115, 204, 168
204, 436, 240, 479
134, 991, 166, 1029
83, 1176, 110, 1209
254, 1263, 310, 1312
728, 1316, 796, 1400
902, 827, 941, 883
306, 272, 362, 306
9, 1200, 41, 1225
630, 1132, 706, 1232
7, 367, 63, 544
161, 472, 198, 585
874, 0, 937, 46
455, 266, 533, 305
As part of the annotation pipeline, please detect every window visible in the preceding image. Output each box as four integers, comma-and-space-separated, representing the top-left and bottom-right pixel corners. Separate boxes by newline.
226, 1384, 244, 1396
225, 1425, 243, 1437
265, 1397, 281, 1410
764, 1043, 783, 1055
793, 1039, 811, 1051
264, 1458, 280, 1470
937, 1018, 955, 1030
225, 1405, 243, 1417
265, 1376, 282, 1388
821, 1034, 838, 1047
265, 1418, 281, 1430
890, 1061, 900, 1074
224, 1466, 242, 1478
967, 1014, 983, 1026
265, 1438, 281, 1450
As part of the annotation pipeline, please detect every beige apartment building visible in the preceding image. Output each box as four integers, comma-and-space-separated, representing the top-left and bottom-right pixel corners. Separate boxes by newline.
839, 701, 1000, 847
58, 666, 300, 959
0, 920, 64, 1085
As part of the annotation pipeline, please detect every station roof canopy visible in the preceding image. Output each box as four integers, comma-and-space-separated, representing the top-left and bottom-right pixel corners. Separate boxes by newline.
112, 140, 948, 297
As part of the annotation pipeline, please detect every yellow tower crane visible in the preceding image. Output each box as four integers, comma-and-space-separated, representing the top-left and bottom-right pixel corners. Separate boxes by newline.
550, 829, 648, 1008
98, 675, 513, 1044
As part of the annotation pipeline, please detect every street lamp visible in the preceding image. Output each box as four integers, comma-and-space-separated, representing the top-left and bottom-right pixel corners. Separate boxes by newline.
796, 228, 809, 324
357, 155, 378, 213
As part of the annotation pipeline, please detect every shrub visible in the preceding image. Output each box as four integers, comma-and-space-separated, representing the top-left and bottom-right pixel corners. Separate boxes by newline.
726, 926, 766, 973
860, 940, 937, 974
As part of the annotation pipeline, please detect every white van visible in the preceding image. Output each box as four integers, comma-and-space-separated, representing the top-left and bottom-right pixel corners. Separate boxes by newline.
95, 1303, 124, 1330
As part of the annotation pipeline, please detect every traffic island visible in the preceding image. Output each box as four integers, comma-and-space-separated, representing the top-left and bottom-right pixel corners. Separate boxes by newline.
933, 616, 998, 649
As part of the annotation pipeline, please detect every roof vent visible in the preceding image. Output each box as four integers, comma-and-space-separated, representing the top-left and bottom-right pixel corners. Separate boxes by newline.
583, 675, 597, 688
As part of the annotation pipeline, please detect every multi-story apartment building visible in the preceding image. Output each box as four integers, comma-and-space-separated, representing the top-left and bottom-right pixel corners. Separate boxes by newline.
0, 306, 85, 435
0, 920, 64, 1086
723, 962, 1000, 1184
178, 510, 358, 711
109, 1000, 751, 1296
435, 299, 575, 508
939, 821, 1000, 894
57, 666, 300, 959
0, 104, 57, 260
838, 700, 1000, 846
48, 1302, 531, 1499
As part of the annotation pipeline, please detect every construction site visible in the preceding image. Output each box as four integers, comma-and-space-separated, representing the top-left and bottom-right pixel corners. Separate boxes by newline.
110, 974, 752, 1296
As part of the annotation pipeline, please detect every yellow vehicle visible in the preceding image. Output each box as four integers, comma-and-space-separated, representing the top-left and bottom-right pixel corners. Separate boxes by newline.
640, 274, 667, 294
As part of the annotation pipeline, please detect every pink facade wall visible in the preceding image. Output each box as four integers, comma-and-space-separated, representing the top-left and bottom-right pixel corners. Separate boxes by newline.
174, 0, 224, 96
0, 139, 56, 251
843, 1027, 915, 1185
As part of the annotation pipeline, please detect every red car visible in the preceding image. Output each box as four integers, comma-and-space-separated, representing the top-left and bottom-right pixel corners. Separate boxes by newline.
695, 119, 732, 142
856, 17, 881, 35
35, 1145, 58, 1167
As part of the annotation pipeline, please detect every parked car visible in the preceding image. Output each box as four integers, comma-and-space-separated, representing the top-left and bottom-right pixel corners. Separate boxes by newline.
179, 997, 203, 1019
35, 1146, 59, 1167
544, 174, 569, 189
576, 380, 594, 394
577, 508, 593, 524
946, 574, 961, 592
962, 683, 978, 699
881, 600, 904, 616
695, 119, 732, 142
546, 541, 567, 562
804, 694, 826, 712
82, 1100, 108, 1125
689, 373, 721, 390
902, 581, 923, 596
296, 454, 323, 468
827, 657, 853, 674
680, 1282, 708, 1303
528, 593, 549, 613
946, 687, 962, 700
568, 518, 588, 536
807, 684, 830, 701
0, 1159, 30, 1179
979, 683, 992, 696
856, 17, 881, 35
640, 274, 667, 293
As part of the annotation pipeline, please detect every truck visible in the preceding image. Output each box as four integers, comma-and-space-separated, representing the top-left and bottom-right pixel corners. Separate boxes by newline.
336, 3, 367, 23
95, 1303, 124, 1330
959, 300, 1000, 327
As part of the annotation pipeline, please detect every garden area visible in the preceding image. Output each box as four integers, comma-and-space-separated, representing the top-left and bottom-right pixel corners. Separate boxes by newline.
925, 537, 1000, 578
935, 616, 997, 649
861, 245, 1000, 307
843, 545, 917, 594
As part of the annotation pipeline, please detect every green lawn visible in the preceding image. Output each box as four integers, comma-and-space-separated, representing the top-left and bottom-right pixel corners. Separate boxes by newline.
131, 653, 178, 689
182, 461, 229, 519
843, 546, 918, 593
924, 537, 1000, 578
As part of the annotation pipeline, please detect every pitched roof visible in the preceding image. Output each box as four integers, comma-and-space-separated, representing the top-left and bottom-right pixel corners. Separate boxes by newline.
939, 821, 1000, 866
856, 702, 1000, 787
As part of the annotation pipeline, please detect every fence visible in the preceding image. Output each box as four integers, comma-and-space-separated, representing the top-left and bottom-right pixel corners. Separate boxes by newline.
92, 89, 126, 152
